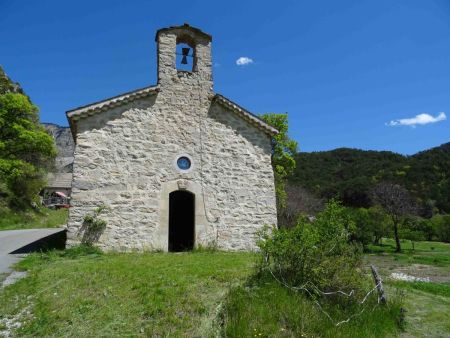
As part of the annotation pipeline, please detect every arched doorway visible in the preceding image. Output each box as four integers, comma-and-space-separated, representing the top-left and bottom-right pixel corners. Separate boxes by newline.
169, 190, 195, 252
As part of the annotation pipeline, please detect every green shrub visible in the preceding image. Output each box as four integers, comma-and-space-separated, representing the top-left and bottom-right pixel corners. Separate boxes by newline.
258, 200, 364, 297
80, 205, 108, 245
432, 214, 450, 243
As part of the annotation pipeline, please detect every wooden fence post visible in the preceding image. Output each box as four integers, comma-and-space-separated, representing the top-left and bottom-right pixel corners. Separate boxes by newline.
370, 265, 387, 304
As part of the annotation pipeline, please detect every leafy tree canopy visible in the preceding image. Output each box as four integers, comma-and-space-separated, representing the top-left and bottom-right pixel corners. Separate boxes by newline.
0, 69, 56, 208
261, 113, 298, 210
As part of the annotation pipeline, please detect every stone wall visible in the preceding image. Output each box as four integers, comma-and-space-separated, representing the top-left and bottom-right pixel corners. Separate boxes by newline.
67, 26, 277, 251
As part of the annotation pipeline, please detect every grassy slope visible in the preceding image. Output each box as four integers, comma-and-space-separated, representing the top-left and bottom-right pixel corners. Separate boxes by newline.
1, 248, 403, 338
1, 240, 448, 337
0, 249, 254, 337
0, 208, 68, 231
365, 239, 450, 338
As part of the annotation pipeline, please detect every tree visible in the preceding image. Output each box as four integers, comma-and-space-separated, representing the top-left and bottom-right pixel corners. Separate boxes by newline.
0, 91, 56, 208
371, 182, 416, 252
347, 206, 391, 248
260, 113, 297, 216
368, 206, 390, 245
401, 216, 425, 251
280, 184, 323, 228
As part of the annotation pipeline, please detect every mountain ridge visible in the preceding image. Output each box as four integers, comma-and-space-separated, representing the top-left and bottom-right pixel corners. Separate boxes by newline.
290, 142, 450, 213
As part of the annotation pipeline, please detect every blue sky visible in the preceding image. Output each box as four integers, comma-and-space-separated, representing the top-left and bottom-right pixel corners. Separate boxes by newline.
1, 0, 449, 154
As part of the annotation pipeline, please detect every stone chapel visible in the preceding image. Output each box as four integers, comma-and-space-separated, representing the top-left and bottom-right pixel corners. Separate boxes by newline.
66, 24, 278, 251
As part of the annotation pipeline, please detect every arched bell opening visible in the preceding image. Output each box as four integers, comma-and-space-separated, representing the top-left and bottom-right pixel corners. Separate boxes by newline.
176, 35, 196, 72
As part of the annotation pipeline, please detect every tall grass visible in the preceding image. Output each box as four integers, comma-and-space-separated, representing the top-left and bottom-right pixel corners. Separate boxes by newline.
220, 273, 404, 338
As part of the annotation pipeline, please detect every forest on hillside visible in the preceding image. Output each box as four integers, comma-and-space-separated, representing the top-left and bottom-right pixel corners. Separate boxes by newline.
289, 144, 450, 214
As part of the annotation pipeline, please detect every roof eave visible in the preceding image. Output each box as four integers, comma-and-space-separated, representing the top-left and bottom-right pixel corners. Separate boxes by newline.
212, 94, 279, 137
65, 85, 160, 141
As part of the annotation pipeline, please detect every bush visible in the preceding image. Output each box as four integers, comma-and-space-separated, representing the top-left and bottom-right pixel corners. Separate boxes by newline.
79, 205, 108, 245
432, 214, 450, 243
258, 200, 364, 297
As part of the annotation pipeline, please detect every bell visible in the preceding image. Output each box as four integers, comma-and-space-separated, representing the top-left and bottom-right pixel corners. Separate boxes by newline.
181, 47, 190, 65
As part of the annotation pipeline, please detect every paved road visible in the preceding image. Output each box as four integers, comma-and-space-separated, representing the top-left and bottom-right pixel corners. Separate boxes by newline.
0, 228, 65, 274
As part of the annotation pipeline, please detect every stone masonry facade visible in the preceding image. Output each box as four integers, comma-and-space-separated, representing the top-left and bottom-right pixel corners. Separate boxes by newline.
66, 24, 278, 251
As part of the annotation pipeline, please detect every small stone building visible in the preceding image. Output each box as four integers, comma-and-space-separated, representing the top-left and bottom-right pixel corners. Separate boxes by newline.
66, 24, 278, 251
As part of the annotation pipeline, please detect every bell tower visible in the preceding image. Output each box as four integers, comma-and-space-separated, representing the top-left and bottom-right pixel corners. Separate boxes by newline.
155, 23, 213, 89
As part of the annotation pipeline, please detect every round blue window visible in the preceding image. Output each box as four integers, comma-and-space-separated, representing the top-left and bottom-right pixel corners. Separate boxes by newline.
177, 156, 191, 170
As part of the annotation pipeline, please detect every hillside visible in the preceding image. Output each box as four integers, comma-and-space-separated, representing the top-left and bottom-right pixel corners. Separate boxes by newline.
290, 143, 450, 213
0, 66, 24, 95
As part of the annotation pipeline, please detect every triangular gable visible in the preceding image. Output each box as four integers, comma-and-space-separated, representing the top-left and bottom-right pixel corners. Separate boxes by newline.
212, 94, 279, 136
66, 87, 278, 139
66, 86, 160, 139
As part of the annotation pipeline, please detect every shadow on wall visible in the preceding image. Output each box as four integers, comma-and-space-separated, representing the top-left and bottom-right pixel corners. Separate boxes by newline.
77, 95, 158, 134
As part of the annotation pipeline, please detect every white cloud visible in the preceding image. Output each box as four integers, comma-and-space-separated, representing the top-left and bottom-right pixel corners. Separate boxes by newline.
236, 57, 253, 66
387, 112, 446, 127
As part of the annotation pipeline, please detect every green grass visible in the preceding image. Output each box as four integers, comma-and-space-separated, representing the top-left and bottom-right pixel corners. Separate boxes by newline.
2, 240, 448, 337
386, 285, 450, 338
0, 248, 255, 337
365, 239, 450, 338
0, 208, 68, 231
368, 238, 450, 253
390, 281, 450, 298
0, 248, 405, 338
221, 273, 403, 338
367, 238, 450, 267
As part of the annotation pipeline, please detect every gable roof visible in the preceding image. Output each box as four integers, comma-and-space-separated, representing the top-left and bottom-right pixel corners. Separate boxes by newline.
66, 87, 278, 139
66, 85, 160, 137
212, 94, 279, 136
155, 23, 212, 42
66, 85, 160, 120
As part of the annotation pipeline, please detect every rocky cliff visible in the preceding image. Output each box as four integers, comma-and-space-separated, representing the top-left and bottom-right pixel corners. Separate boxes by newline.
43, 123, 74, 173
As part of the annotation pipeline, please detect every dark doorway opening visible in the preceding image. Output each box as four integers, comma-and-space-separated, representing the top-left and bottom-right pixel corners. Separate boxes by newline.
169, 190, 195, 252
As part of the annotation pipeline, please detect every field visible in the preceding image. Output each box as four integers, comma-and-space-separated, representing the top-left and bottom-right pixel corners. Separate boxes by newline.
0, 239, 448, 337
0, 208, 68, 231
365, 238, 450, 338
